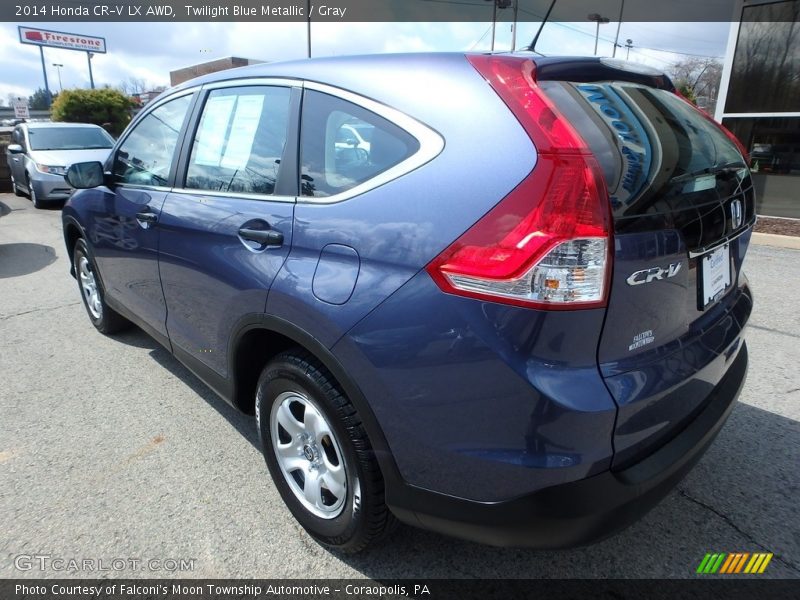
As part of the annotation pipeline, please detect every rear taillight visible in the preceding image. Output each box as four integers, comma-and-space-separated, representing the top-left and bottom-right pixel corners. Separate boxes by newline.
425, 55, 611, 310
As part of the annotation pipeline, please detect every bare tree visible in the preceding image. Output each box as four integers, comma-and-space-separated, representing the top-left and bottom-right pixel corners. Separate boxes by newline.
668, 57, 723, 112
118, 77, 148, 96
725, 1, 800, 113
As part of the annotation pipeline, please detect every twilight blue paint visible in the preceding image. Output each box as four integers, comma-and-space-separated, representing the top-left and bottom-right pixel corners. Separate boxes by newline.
62, 52, 752, 516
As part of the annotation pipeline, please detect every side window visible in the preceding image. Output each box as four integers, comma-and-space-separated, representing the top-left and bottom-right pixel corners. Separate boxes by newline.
300, 91, 420, 198
186, 86, 291, 195
112, 94, 192, 187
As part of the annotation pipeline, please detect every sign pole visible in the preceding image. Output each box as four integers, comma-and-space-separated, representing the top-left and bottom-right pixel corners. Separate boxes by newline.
39, 45, 52, 107
87, 52, 95, 89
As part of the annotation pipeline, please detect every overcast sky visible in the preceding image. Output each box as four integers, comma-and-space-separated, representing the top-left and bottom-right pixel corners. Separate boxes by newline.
0, 20, 732, 102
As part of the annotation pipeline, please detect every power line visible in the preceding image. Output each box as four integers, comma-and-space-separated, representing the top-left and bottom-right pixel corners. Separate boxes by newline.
515, 9, 722, 61
633, 46, 723, 59
470, 24, 495, 50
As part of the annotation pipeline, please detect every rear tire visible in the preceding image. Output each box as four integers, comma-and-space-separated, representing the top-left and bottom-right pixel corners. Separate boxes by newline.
73, 238, 130, 334
256, 350, 396, 553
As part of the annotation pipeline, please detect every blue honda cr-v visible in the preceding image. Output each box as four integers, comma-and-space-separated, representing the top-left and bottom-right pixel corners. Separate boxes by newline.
62, 53, 753, 553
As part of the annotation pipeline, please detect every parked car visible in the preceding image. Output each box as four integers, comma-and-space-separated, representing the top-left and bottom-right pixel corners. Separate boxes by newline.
61, 53, 754, 553
7, 122, 114, 208
750, 142, 800, 174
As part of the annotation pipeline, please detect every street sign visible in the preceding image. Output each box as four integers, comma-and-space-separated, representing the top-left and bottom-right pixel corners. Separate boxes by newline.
12, 98, 29, 120
18, 26, 106, 54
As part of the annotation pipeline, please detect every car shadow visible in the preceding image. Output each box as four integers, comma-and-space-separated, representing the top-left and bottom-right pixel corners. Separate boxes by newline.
0, 243, 57, 278
330, 401, 800, 579
111, 326, 260, 449
109, 327, 800, 578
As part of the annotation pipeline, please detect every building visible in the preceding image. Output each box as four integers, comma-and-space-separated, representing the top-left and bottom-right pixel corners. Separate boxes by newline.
169, 57, 265, 87
716, 0, 800, 218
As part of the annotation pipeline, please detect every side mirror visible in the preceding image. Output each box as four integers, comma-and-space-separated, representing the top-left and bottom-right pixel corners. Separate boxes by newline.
65, 161, 105, 189
7, 144, 24, 154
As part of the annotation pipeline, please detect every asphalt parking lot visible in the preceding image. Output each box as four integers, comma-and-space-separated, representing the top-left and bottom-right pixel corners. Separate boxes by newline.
1, 191, 799, 579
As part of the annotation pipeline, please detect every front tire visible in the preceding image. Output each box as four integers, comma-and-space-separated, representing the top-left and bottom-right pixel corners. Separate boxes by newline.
256, 350, 395, 553
28, 177, 44, 209
73, 238, 130, 334
11, 174, 23, 197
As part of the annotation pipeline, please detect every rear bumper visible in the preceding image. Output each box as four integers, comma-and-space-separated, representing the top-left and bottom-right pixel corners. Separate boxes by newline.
387, 341, 747, 548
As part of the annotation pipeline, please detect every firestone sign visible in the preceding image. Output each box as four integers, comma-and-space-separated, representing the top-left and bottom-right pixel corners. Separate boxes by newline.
18, 26, 107, 54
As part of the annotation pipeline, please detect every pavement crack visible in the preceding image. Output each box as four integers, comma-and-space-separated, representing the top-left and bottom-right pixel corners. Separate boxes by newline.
677, 488, 800, 575
747, 323, 800, 339
0, 302, 80, 321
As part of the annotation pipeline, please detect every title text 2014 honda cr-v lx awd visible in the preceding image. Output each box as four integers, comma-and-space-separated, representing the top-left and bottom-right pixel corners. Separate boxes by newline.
62, 53, 754, 552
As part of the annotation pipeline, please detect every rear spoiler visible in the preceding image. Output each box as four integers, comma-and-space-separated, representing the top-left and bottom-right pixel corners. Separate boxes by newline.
530, 56, 675, 91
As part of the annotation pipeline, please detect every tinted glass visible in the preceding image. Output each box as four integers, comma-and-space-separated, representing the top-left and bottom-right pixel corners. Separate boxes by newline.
27, 127, 114, 151
726, 1, 800, 113
300, 91, 419, 198
186, 86, 291, 195
113, 94, 192, 187
543, 80, 753, 250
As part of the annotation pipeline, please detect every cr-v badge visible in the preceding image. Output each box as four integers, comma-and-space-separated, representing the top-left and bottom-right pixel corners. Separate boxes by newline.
627, 262, 682, 286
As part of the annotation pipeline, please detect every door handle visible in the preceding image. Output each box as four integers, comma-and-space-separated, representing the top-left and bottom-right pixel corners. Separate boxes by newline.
238, 227, 284, 246
135, 210, 158, 225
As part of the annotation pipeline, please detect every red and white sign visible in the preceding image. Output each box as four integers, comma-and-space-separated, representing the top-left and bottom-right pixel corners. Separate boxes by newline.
18, 27, 106, 54
12, 98, 29, 120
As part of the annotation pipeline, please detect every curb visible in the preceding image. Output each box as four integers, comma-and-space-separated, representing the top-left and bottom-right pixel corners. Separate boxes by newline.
751, 232, 800, 250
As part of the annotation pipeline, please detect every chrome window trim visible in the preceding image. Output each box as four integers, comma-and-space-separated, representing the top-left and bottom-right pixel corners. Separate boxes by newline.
114, 184, 172, 194
201, 77, 300, 90
126, 86, 199, 124
298, 80, 445, 205
109, 88, 199, 193
170, 188, 295, 204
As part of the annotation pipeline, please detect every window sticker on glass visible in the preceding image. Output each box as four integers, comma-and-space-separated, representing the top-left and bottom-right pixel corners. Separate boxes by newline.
220, 95, 264, 170
194, 95, 236, 167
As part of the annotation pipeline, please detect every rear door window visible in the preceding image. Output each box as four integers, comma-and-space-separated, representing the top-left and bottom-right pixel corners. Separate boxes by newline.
185, 86, 292, 195
299, 90, 419, 198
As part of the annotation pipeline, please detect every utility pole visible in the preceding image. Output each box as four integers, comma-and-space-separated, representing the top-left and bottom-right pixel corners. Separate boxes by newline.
306, 0, 311, 58
587, 13, 610, 56
625, 39, 633, 60
612, 0, 625, 58
485, 0, 512, 52
490, 0, 497, 51
87, 52, 95, 88
38, 46, 52, 108
52, 63, 64, 91
510, 0, 519, 51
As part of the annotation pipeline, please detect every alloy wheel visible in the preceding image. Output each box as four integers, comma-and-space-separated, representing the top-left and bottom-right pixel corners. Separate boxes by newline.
78, 255, 103, 320
269, 391, 347, 519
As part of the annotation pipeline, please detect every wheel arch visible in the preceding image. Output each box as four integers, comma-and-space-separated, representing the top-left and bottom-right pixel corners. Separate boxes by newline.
228, 314, 401, 487
62, 215, 86, 277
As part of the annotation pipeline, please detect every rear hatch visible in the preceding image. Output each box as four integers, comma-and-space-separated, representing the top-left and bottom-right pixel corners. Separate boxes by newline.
535, 59, 755, 467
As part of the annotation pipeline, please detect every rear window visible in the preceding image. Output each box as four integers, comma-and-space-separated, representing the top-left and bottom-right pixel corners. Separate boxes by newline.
299, 90, 420, 198
28, 127, 113, 151
541, 81, 747, 215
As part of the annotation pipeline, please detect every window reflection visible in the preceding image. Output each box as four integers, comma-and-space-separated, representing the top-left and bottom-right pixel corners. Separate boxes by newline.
726, 0, 800, 113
